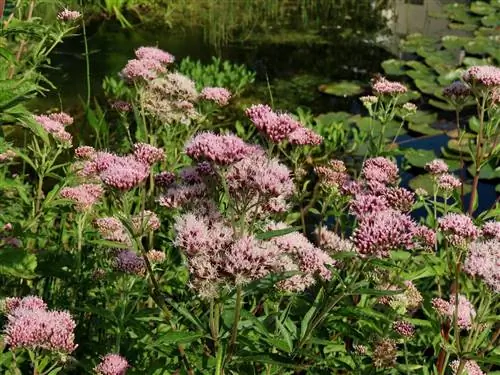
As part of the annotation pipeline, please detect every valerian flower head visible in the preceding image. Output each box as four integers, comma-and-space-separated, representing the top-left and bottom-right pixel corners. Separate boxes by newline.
95, 353, 129, 375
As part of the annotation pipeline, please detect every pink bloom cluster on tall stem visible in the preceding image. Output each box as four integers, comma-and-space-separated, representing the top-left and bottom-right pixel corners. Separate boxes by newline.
425, 159, 448, 175
114, 250, 146, 276
352, 209, 416, 258
135, 46, 175, 65
95, 353, 129, 375
201, 87, 232, 106
462, 65, 500, 88
432, 294, 476, 330
60, 184, 104, 211
362, 157, 399, 185
464, 239, 499, 292
120, 58, 166, 82
372, 77, 407, 95
450, 360, 484, 375
481, 221, 500, 241
185, 132, 260, 165
438, 213, 479, 247
94, 217, 132, 246
3, 296, 77, 353
34, 112, 74, 144
314, 160, 349, 188
78, 148, 154, 191
245, 104, 322, 145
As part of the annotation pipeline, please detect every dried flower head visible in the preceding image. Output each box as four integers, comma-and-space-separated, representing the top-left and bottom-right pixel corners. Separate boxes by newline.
154, 171, 176, 188
360, 95, 378, 106
443, 81, 471, 100
372, 338, 397, 368
147, 250, 166, 263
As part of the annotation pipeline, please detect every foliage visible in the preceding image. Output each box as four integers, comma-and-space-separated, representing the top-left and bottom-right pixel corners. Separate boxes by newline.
0, 3, 499, 375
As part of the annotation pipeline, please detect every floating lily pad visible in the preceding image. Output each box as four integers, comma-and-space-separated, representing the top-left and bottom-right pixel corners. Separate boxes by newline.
318, 81, 364, 96
395, 90, 421, 105
409, 173, 471, 197
447, 139, 471, 153
407, 110, 438, 125
315, 111, 352, 127
400, 34, 439, 53
350, 115, 405, 138
481, 14, 499, 27
381, 59, 406, 76
414, 79, 441, 95
444, 3, 480, 24
437, 70, 462, 85
428, 99, 455, 111
467, 163, 500, 180
449, 23, 478, 31
407, 69, 436, 81
442, 35, 471, 50
403, 148, 437, 168
470, 1, 493, 15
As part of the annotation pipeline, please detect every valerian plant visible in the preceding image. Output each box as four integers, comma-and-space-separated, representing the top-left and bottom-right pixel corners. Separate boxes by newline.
0, 6, 499, 375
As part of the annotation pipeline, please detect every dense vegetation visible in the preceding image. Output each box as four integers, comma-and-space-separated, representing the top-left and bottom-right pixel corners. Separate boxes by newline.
0, 1, 498, 375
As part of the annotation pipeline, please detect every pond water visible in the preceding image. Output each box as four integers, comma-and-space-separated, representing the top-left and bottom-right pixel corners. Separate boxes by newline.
38, 0, 497, 213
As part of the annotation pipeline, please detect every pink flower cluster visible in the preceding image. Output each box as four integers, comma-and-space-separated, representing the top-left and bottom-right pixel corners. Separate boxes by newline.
185, 132, 259, 165
437, 174, 461, 192
245, 104, 322, 145
450, 360, 484, 375
425, 159, 448, 175
60, 183, 104, 211
34, 112, 74, 144
94, 217, 132, 246
352, 209, 417, 258
443, 81, 471, 100
0, 150, 16, 162
154, 171, 176, 188
77, 148, 155, 191
393, 320, 415, 338
314, 160, 349, 188
200, 87, 232, 106
174, 213, 334, 296
462, 65, 500, 88
464, 239, 499, 292
438, 213, 479, 247
432, 294, 476, 330
226, 153, 294, 202
120, 58, 166, 82
95, 353, 129, 375
131, 210, 161, 234
315, 226, 354, 254
133, 143, 164, 165
57, 8, 81, 21
481, 221, 500, 240
147, 250, 166, 263
372, 77, 408, 95
114, 250, 146, 276
3, 296, 77, 353
362, 157, 399, 185
135, 46, 175, 65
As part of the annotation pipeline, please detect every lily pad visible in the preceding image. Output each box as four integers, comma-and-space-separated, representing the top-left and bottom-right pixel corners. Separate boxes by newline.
400, 33, 439, 53
481, 14, 499, 27
395, 90, 421, 105
381, 59, 406, 76
448, 23, 478, 31
467, 163, 500, 180
403, 148, 437, 168
470, 1, 493, 15
442, 35, 471, 50
315, 111, 352, 127
408, 123, 443, 136
447, 139, 471, 153
414, 79, 441, 95
407, 111, 438, 125
409, 173, 471, 197
428, 99, 455, 111
350, 115, 405, 138
318, 81, 363, 97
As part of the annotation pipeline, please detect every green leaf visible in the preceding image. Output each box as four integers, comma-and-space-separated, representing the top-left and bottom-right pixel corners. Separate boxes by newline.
156, 331, 203, 345
467, 163, 500, 180
470, 1, 493, 15
256, 226, 301, 240
0, 247, 37, 279
381, 59, 406, 76
318, 81, 364, 97
300, 287, 324, 341
403, 148, 437, 168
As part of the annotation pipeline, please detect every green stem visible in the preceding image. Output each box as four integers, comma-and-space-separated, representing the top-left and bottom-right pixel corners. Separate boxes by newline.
82, 16, 91, 109
468, 95, 487, 216
225, 285, 243, 365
